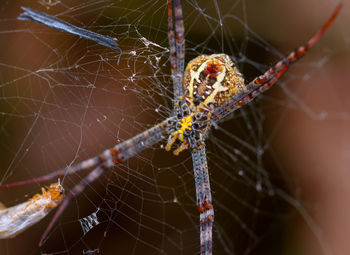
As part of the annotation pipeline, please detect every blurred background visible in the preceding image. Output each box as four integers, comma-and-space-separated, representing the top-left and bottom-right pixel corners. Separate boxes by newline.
0, 0, 349, 255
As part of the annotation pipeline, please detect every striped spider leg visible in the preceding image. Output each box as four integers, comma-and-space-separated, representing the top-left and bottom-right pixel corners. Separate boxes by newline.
210, 4, 343, 122
168, 0, 185, 103
0, 117, 177, 246
165, 2, 342, 255
167, 1, 215, 253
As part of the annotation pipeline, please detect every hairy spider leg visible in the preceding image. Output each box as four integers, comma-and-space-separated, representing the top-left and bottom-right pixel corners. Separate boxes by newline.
0, 158, 100, 188
1, 118, 176, 246
246, 3, 342, 91
192, 146, 214, 255
167, 0, 177, 78
37, 118, 173, 246
174, 0, 185, 81
168, 0, 185, 102
168, 3, 215, 251
210, 3, 342, 122
0, 118, 174, 189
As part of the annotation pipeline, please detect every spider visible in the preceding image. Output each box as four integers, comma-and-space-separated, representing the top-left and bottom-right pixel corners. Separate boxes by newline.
0, 1, 342, 254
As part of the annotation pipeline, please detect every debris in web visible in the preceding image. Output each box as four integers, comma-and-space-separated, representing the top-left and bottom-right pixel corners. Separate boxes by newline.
83, 248, 99, 255
18, 7, 122, 63
78, 210, 100, 235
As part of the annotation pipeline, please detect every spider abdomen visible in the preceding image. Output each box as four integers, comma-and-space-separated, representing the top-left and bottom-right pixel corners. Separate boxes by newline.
184, 54, 245, 112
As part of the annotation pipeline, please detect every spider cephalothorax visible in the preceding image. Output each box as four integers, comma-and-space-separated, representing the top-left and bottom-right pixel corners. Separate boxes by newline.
183, 54, 245, 112
165, 101, 209, 155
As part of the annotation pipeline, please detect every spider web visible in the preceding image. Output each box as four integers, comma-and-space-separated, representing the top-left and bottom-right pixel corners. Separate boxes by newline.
0, 0, 348, 255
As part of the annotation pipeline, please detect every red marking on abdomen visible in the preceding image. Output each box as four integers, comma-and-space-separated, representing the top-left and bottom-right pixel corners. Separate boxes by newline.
203, 60, 223, 78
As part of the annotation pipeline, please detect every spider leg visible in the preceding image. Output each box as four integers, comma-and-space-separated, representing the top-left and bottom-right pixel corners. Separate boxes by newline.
174, 0, 185, 79
1, 117, 174, 187
192, 145, 214, 255
168, 0, 185, 103
165, 133, 179, 151
0, 157, 100, 188
167, 0, 177, 79
173, 142, 188, 156
38, 118, 173, 246
210, 3, 342, 122
0, 118, 174, 245
246, 3, 342, 92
